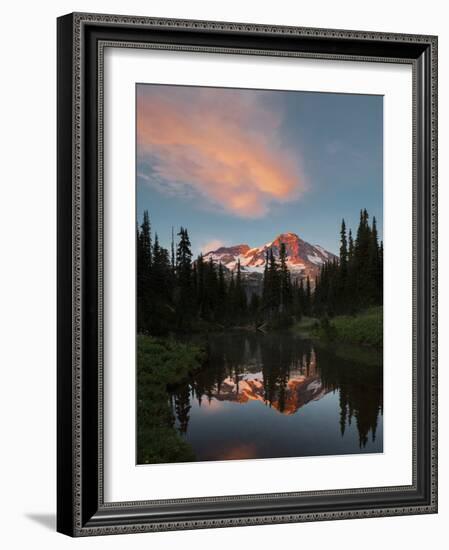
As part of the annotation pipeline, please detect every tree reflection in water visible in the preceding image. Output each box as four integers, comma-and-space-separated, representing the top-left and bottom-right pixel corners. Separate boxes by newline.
168, 331, 383, 460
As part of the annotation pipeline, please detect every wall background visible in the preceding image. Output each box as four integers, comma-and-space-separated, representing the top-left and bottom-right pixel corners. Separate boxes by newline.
0, 1, 445, 548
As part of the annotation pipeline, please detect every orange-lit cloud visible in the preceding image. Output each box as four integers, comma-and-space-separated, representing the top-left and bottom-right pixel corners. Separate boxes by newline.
137, 86, 305, 218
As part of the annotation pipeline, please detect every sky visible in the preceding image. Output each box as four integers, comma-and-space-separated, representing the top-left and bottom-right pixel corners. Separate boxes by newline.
136, 84, 383, 256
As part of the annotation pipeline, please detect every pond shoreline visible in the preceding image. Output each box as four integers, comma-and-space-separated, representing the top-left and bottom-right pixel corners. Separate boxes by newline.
292, 306, 383, 348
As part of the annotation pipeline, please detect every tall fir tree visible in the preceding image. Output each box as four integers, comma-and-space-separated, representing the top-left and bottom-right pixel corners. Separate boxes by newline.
204, 257, 219, 320
348, 228, 354, 262
227, 273, 235, 321
170, 226, 176, 273
267, 249, 280, 314
262, 250, 270, 312
233, 259, 247, 320
369, 216, 381, 304
217, 262, 227, 322
176, 227, 194, 328
279, 242, 292, 314
336, 219, 348, 312
195, 253, 205, 316
140, 210, 152, 269
339, 219, 348, 275
137, 210, 152, 333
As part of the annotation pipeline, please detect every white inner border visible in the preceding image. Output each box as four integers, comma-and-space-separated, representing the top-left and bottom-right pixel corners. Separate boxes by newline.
103, 47, 413, 503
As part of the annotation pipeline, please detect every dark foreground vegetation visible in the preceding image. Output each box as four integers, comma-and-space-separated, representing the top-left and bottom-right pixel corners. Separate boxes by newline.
137, 335, 205, 464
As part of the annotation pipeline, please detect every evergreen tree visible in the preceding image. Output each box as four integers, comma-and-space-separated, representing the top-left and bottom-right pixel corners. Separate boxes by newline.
305, 276, 312, 316
346, 228, 357, 313
337, 219, 349, 313
176, 227, 193, 329
267, 249, 280, 314
353, 209, 371, 309
195, 253, 205, 316
339, 219, 348, 275
369, 216, 381, 304
192, 262, 198, 304
137, 210, 152, 333
233, 260, 247, 321
227, 273, 235, 322
170, 226, 176, 272
217, 262, 227, 322
147, 233, 173, 334
348, 228, 354, 262
279, 242, 292, 314
262, 250, 269, 311
140, 210, 152, 269
204, 257, 219, 320
177, 227, 192, 271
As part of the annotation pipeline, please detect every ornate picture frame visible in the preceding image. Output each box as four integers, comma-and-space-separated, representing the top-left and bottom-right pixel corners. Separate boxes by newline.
57, 12, 437, 536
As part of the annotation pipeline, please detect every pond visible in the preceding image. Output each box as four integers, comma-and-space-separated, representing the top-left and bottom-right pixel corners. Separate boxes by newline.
168, 331, 383, 462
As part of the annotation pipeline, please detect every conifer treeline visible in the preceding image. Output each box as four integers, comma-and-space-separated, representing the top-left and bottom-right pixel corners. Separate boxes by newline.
314, 209, 383, 316
137, 212, 251, 334
137, 208, 382, 335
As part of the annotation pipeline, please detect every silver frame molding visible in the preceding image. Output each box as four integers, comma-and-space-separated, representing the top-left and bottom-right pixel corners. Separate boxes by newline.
57, 12, 438, 537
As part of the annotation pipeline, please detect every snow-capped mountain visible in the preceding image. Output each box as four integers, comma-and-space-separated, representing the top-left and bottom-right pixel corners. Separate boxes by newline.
203, 232, 337, 282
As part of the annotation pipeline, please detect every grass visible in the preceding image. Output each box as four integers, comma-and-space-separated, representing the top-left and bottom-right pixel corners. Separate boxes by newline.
292, 307, 383, 347
317, 307, 383, 347
137, 335, 206, 464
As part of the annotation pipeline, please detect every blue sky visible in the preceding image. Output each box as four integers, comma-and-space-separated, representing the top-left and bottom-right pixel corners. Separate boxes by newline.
137, 84, 383, 256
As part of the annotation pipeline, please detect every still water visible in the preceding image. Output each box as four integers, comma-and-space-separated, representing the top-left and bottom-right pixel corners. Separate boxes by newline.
169, 331, 383, 461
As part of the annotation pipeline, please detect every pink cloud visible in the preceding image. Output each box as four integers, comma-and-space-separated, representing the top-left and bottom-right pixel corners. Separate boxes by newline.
137, 86, 306, 218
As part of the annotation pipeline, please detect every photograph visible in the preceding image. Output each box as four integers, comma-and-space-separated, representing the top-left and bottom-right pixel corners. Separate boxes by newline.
53, 8, 437, 539
136, 83, 384, 465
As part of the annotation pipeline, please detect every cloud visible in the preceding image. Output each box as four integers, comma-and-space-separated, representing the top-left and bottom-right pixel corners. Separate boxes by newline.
137, 85, 305, 218
199, 239, 226, 255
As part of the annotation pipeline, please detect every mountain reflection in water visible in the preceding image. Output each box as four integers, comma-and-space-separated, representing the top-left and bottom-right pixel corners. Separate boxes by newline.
206, 354, 326, 415
169, 332, 383, 461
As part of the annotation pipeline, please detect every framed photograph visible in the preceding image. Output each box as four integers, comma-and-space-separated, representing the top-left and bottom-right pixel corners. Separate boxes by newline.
57, 12, 438, 536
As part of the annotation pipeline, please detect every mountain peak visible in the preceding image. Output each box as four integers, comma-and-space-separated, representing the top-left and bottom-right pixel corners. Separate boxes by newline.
273, 232, 301, 243
203, 233, 337, 281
